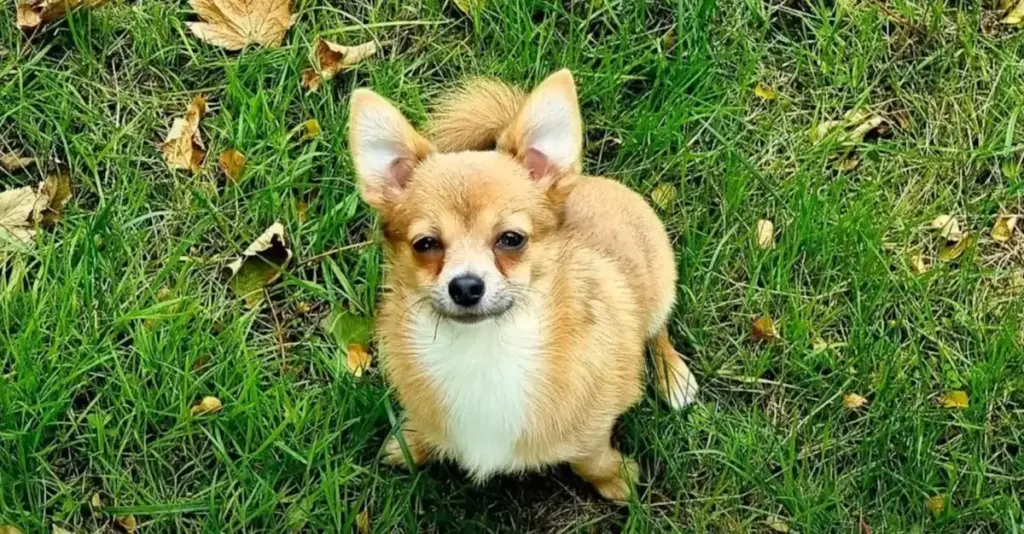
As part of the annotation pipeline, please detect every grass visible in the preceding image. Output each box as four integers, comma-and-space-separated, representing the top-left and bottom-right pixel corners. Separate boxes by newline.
2, 0, 1023, 531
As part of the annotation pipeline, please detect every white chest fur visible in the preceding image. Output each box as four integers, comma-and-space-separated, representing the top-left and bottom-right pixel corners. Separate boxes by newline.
409, 310, 543, 480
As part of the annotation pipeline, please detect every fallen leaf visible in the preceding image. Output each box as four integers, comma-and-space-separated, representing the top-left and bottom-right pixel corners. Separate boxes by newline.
161, 96, 207, 172
453, 0, 486, 14
811, 120, 842, 143
218, 149, 246, 183
754, 83, 777, 101
34, 172, 71, 226
190, 396, 223, 416
847, 114, 885, 144
767, 516, 789, 532
662, 28, 676, 50
926, 495, 946, 515
0, 527, 23, 534
301, 38, 377, 91
52, 526, 73, 534
0, 186, 38, 244
843, 393, 868, 409
811, 337, 828, 352
930, 214, 963, 241
16, 0, 108, 31
909, 253, 929, 274
300, 119, 321, 141
356, 508, 371, 534
90, 492, 103, 509
938, 234, 973, 262
650, 183, 677, 210
752, 315, 778, 342
838, 157, 860, 171
756, 219, 775, 249
1003, 0, 1024, 24
115, 514, 137, 533
346, 343, 372, 378
0, 153, 34, 172
322, 307, 373, 348
296, 200, 308, 223
187, 0, 294, 51
990, 215, 1017, 243
811, 109, 885, 145
938, 390, 969, 409
225, 222, 293, 307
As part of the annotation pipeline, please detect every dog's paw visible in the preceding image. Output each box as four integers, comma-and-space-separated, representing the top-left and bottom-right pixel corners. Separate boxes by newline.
657, 357, 699, 410
593, 459, 640, 503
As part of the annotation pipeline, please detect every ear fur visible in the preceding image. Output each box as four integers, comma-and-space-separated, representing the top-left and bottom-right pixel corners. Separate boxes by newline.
348, 89, 435, 210
499, 69, 583, 181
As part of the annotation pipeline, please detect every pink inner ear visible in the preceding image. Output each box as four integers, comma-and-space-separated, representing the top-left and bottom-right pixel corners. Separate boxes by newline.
389, 157, 415, 188
523, 148, 553, 180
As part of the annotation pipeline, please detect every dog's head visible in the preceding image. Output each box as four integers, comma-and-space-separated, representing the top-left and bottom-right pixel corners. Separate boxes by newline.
348, 70, 582, 324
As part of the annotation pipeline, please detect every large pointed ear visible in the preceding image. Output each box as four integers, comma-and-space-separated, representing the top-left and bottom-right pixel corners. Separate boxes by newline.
499, 69, 583, 181
348, 89, 434, 211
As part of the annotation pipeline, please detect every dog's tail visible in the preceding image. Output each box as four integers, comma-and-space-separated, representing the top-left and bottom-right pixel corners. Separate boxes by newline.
428, 78, 526, 153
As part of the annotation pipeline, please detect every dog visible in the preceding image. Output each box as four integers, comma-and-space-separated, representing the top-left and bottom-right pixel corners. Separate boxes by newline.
347, 69, 699, 501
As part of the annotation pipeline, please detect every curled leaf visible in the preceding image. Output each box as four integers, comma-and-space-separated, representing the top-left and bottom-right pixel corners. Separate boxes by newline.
752, 315, 778, 342
650, 183, 677, 210
926, 495, 946, 515
843, 393, 868, 410
0, 527, 24, 534
190, 396, 223, 416
301, 38, 377, 91
34, 172, 71, 226
187, 0, 294, 51
346, 343, 372, 378
756, 219, 775, 249
115, 514, 137, 533
938, 234, 974, 262
938, 390, 969, 409
356, 508, 371, 534
990, 215, 1017, 243
219, 149, 246, 183
300, 119, 321, 141
754, 83, 777, 101
161, 96, 207, 172
16, 0, 108, 31
767, 517, 789, 532
224, 222, 293, 307
908, 253, 929, 274
930, 215, 963, 241
0, 186, 38, 244
0, 153, 34, 172
1003, 0, 1024, 24
453, 0, 487, 14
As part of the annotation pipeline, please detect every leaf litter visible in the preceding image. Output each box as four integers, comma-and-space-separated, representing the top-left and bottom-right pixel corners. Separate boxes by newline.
161, 96, 207, 172
224, 222, 293, 307
187, 0, 294, 51
301, 38, 377, 92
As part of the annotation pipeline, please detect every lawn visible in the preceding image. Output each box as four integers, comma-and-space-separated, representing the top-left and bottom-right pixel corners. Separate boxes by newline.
2, 0, 1023, 532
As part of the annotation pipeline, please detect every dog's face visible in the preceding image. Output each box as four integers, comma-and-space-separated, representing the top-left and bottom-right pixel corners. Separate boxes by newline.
349, 71, 582, 323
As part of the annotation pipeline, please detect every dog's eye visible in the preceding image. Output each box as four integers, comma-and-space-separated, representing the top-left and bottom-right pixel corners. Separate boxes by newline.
412, 237, 441, 253
497, 231, 526, 250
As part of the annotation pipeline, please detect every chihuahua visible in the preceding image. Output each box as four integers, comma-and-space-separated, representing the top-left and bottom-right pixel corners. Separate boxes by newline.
347, 70, 698, 501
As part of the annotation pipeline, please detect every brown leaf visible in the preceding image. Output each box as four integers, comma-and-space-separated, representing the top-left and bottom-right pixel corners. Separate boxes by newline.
225, 222, 293, 307
34, 172, 71, 226
218, 149, 246, 183
190, 396, 223, 416
843, 393, 868, 410
752, 315, 778, 342
650, 183, 677, 210
161, 96, 207, 172
16, 0, 108, 30
300, 119, 321, 141
0, 153, 34, 172
926, 495, 946, 515
356, 508, 371, 534
754, 83, 777, 101
1003, 0, 1024, 24
346, 343, 372, 378
187, 0, 294, 51
0, 186, 38, 244
938, 390, 969, 409
115, 514, 137, 533
301, 38, 377, 91
990, 215, 1017, 243
756, 219, 775, 249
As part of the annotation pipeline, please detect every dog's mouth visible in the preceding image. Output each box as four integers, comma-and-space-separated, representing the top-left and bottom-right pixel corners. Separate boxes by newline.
434, 301, 514, 325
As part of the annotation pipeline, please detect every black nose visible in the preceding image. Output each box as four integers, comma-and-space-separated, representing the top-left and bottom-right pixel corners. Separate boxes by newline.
448, 275, 485, 307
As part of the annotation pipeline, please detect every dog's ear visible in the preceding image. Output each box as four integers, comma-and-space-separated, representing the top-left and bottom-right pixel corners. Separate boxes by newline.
500, 69, 583, 184
349, 89, 434, 211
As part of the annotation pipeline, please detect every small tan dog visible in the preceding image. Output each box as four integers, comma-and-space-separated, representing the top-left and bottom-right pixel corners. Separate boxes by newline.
348, 70, 698, 501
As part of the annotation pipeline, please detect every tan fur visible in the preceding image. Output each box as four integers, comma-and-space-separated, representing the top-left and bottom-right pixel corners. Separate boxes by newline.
348, 70, 699, 502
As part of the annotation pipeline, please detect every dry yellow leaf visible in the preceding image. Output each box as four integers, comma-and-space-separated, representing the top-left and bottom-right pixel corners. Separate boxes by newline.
225, 222, 293, 307
838, 157, 860, 172
926, 495, 946, 515
811, 337, 828, 351
301, 38, 377, 91
453, 0, 487, 14
990, 215, 1017, 243
187, 0, 294, 51
218, 149, 246, 183
296, 200, 308, 223
347, 343, 372, 378
52, 526, 73, 534
34, 172, 71, 226
0, 186, 38, 244
930, 214, 963, 241
1003, 0, 1024, 24
190, 396, 223, 416
161, 96, 207, 172
909, 253, 929, 274
301, 119, 321, 141
90, 492, 103, 509
650, 183, 677, 210
938, 234, 973, 262
756, 219, 775, 249
767, 517, 789, 532
939, 390, 969, 409
0, 527, 23, 534
843, 393, 868, 409
116, 514, 137, 533
754, 83, 777, 101
0, 153, 34, 172
16, 0, 108, 30
356, 508, 371, 534
752, 315, 778, 342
